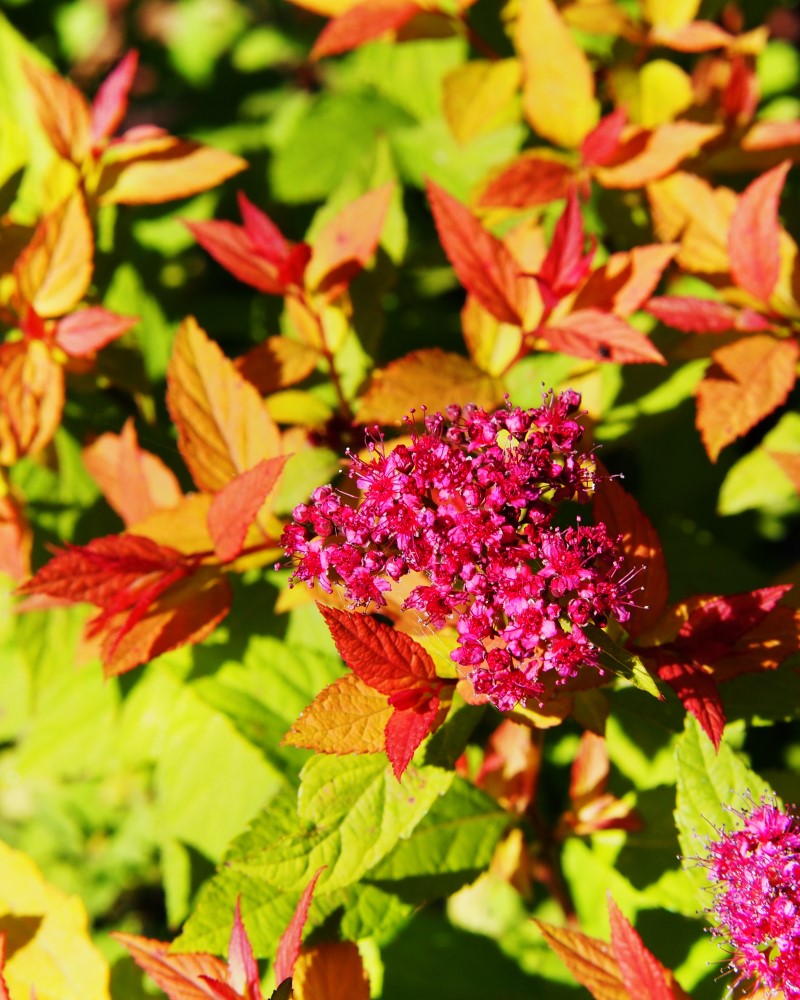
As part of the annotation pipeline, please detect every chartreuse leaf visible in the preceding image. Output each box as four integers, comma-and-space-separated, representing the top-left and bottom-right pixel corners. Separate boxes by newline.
718, 411, 800, 517
234, 755, 452, 893
582, 623, 661, 699
366, 777, 511, 899
675, 716, 774, 893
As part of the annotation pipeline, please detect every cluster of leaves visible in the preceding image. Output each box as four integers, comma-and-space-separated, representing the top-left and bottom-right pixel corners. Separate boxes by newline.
1, 0, 800, 996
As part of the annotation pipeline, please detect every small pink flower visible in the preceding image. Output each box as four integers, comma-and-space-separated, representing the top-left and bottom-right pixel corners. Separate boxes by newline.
704, 797, 800, 998
283, 393, 633, 710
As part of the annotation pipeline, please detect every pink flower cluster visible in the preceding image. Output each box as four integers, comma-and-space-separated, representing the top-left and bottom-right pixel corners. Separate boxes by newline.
705, 798, 800, 998
282, 393, 632, 710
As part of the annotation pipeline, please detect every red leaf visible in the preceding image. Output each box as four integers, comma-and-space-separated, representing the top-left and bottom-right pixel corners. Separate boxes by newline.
543, 309, 666, 365
535, 921, 628, 1000
426, 179, 525, 325
728, 161, 791, 303
311, 0, 421, 60
0, 935, 8, 1000
0, 492, 32, 581
112, 932, 228, 999
676, 585, 792, 651
654, 655, 726, 749
207, 455, 288, 563
385, 695, 442, 779
53, 306, 138, 356
574, 244, 676, 317
237, 192, 289, 264
581, 109, 627, 167
537, 189, 593, 305
317, 604, 437, 695
306, 183, 394, 296
593, 476, 668, 639
186, 219, 286, 295
478, 155, 575, 209
607, 896, 675, 1000
274, 868, 326, 985
226, 899, 260, 999
83, 418, 184, 526
646, 296, 741, 333
91, 50, 139, 146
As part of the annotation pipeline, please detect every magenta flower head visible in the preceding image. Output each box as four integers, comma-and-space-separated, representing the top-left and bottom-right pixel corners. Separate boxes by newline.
703, 797, 800, 998
282, 393, 633, 711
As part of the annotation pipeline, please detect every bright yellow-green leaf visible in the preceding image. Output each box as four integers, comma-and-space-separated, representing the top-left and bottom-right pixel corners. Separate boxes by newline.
611, 60, 693, 128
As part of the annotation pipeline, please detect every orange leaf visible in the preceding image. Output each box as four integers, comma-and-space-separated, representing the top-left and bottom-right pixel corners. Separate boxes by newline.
166, 316, 282, 492
236, 337, 320, 394
0, 340, 64, 465
535, 921, 629, 1000
14, 192, 93, 318
592, 477, 668, 639
54, 307, 137, 356
0, 493, 31, 581
82, 418, 184, 527
768, 451, 800, 494
647, 171, 735, 274
356, 348, 503, 424
311, 0, 420, 60
283, 674, 392, 755
607, 897, 676, 1000
478, 153, 575, 209
207, 455, 288, 562
99, 567, 231, 676
22, 58, 92, 163
728, 160, 791, 304
543, 309, 666, 365
695, 334, 799, 461
516, 0, 599, 149
306, 183, 394, 295
96, 134, 246, 205
594, 122, 720, 190
573, 244, 676, 317
274, 869, 326, 986
293, 942, 370, 1000
426, 179, 526, 325
112, 932, 228, 999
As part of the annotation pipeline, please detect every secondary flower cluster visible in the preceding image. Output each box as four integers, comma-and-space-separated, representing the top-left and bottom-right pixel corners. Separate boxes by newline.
704, 798, 800, 998
283, 394, 632, 710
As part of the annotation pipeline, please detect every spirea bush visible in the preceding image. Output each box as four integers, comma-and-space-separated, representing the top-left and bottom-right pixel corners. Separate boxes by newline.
1, 1, 800, 997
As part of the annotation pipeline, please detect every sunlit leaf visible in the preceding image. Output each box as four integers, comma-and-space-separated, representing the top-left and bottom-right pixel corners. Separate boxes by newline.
283, 674, 392, 755
207, 456, 288, 563
728, 160, 791, 303
311, 1, 421, 60
606, 896, 677, 1000
274, 868, 326, 985
543, 310, 666, 365
293, 941, 370, 1000
113, 933, 227, 999
53, 307, 137, 357
442, 59, 522, 146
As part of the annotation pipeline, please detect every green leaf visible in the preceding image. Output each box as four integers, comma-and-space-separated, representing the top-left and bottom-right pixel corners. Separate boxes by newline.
366, 777, 511, 900
232, 755, 453, 893
674, 716, 774, 891
583, 623, 662, 699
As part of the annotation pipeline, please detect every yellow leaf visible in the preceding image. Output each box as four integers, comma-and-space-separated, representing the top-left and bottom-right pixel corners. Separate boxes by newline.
166, 317, 282, 493
516, 0, 599, 149
611, 60, 693, 128
461, 296, 523, 377
647, 171, 736, 273
643, 0, 701, 30
0, 839, 110, 1000
442, 59, 522, 145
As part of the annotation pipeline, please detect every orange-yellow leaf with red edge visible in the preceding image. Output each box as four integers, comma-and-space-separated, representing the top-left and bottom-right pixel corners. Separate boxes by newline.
647, 171, 735, 274
311, 0, 420, 60
573, 244, 677, 317
22, 57, 91, 163
14, 192, 93, 318
594, 122, 720, 190
207, 455, 288, 563
516, 0, 599, 149
306, 183, 394, 296
112, 932, 228, 999
95, 134, 247, 205
294, 942, 370, 1000
426, 179, 526, 325
166, 316, 282, 492
543, 309, 666, 365
282, 674, 392, 755
0, 340, 65, 465
728, 160, 791, 304
235, 336, 320, 395
592, 476, 668, 638
357, 348, 502, 424
82, 418, 183, 527
535, 921, 629, 1000
695, 334, 799, 461
607, 896, 679, 1000
130, 494, 215, 555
